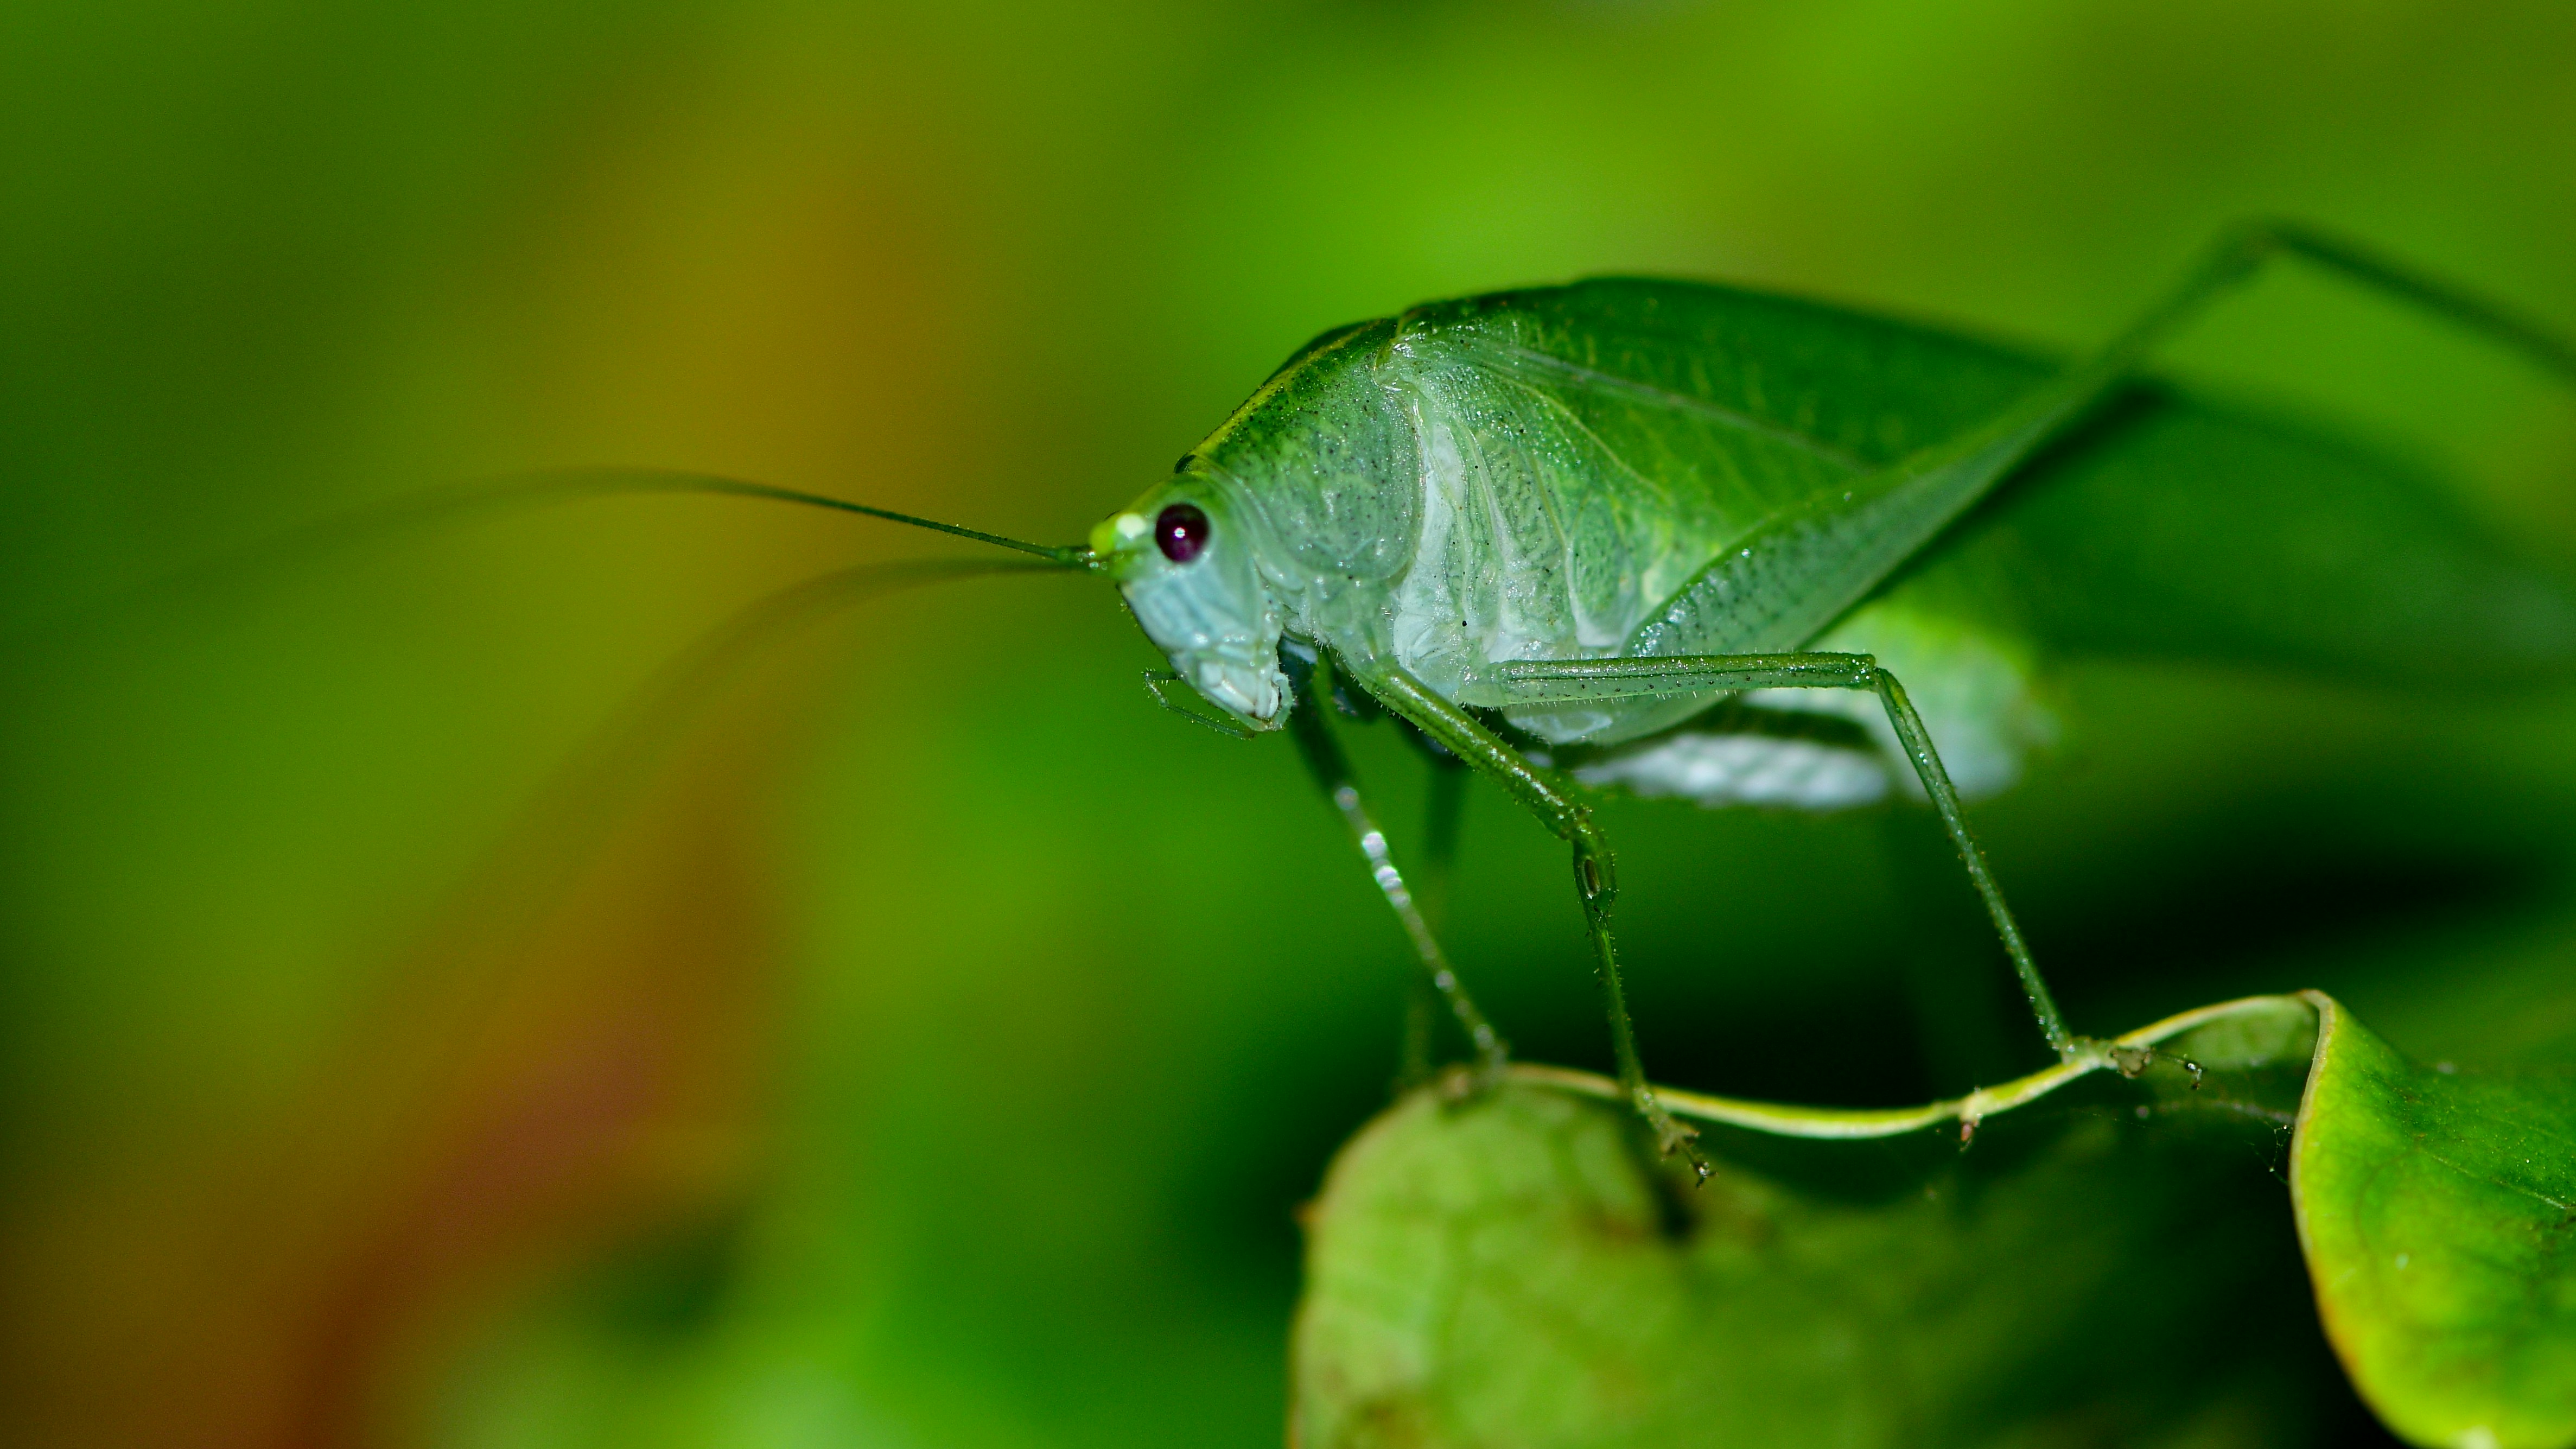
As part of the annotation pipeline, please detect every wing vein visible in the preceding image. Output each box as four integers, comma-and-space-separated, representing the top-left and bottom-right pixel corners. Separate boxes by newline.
1483, 341, 1871, 472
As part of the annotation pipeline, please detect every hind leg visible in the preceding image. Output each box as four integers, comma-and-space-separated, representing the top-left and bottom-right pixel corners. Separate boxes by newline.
1494, 651, 2081, 1063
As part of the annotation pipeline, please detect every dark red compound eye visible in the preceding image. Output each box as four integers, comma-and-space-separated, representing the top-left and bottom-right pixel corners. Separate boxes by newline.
1155, 502, 1211, 564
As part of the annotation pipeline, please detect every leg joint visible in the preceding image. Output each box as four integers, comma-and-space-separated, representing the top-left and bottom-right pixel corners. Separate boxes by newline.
1571, 828, 1615, 907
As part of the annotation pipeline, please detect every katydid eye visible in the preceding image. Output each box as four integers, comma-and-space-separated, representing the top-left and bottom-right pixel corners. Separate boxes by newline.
1155, 503, 1211, 564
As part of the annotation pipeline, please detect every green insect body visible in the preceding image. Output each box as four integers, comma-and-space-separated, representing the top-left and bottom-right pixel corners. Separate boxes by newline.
1095, 277, 2576, 809
1098, 284, 2057, 810
1059, 226, 2576, 1171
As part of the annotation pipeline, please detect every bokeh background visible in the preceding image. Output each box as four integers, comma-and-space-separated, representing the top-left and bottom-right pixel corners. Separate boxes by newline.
5, 2, 2575, 1445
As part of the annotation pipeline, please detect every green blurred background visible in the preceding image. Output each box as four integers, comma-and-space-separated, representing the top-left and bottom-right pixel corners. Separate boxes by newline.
4, 2, 2574, 1445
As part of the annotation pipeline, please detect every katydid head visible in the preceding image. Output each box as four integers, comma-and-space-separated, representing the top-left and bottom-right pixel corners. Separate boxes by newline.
517, 471, 1289, 731
1091, 482, 1288, 730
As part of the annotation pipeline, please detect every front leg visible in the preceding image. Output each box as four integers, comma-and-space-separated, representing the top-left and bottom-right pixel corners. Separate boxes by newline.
1282, 655, 1506, 1081
1356, 664, 1709, 1181
1496, 652, 2080, 1063
1398, 739, 1472, 1086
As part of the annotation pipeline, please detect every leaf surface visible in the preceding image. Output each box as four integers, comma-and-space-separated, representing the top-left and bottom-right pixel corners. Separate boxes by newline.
1295, 994, 2576, 1448
1294, 1001, 2318, 1447
2292, 993, 2576, 1449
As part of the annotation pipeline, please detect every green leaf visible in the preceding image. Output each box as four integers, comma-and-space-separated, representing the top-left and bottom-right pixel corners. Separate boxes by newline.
1293, 995, 2576, 1447
2292, 993, 2576, 1449
1293, 1001, 2320, 1447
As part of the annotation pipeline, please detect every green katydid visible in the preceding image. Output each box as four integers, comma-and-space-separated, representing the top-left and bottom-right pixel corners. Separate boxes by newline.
321, 220, 2576, 1180
1073, 220, 2576, 1176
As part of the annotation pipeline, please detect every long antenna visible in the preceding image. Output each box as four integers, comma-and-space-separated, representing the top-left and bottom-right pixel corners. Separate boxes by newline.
544, 468, 1098, 569
5, 466, 1099, 651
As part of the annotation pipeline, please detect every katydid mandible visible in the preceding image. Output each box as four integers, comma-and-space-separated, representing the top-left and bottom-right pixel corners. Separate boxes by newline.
633, 221, 2576, 1179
